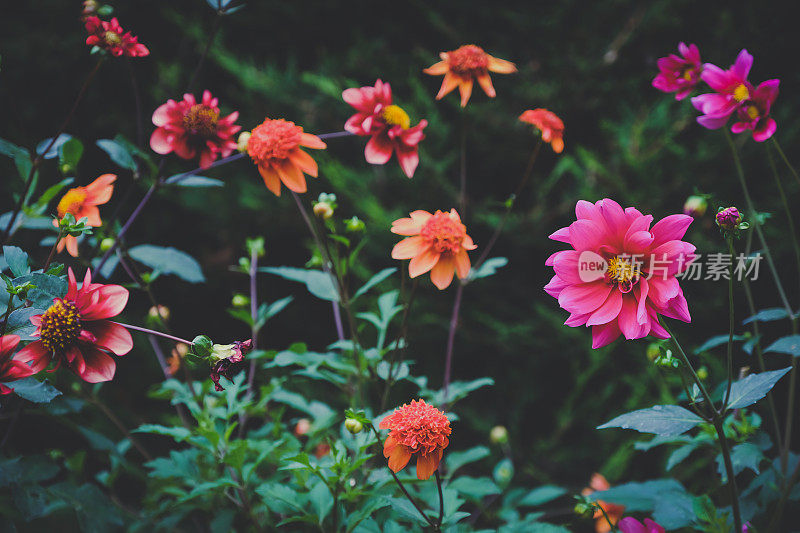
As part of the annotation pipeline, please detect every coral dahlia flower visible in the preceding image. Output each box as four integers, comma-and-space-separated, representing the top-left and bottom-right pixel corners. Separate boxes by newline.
424, 44, 517, 107
246, 118, 326, 196
618, 518, 666, 533
53, 174, 116, 257
16, 269, 132, 383
582, 473, 626, 533
380, 399, 451, 480
391, 209, 477, 290
519, 108, 565, 153
545, 199, 695, 349
150, 90, 240, 169
691, 49, 753, 130
731, 79, 779, 141
343, 79, 428, 178
85, 16, 149, 57
652, 42, 703, 100
0, 335, 36, 395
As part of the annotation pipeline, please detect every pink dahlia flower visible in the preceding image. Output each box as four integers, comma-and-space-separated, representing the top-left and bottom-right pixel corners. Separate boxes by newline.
545, 199, 695, 349
652, 42, 703, 100
85, 16, 149, 58
150, 90, 240, 169
731, 79, 779, 141
618, 517, 665, 533
342, 79, 427, 178
691, 49, 753, 129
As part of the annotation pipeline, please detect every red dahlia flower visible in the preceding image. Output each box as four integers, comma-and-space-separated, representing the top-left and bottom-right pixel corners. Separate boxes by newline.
424, 44, 517, 107
691, 49, 753, 130
246, 118, 326, 196
545, 199, 695, 349
380, 399, 451, 480
85, 16, 149, 57
342, 79, 428, 178
519, 108, 565, 153
16, 269, 132, 383
731, 79, 779, 142
53, 173, 116, 257
0, 335, 36, 395
150, 90, 240, 169
652, 42, 703, 100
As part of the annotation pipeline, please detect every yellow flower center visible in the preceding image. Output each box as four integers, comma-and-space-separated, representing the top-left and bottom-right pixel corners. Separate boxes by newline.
104, 31, 122, 46
182, 104, 220, 138
606, 255, 640, 292
57, 188, 88, 218
682, 69, 694, 81
382, 105, 411, 129
39, 300, 81, 352
746, 105, 760, 120
733, 84, 749, 102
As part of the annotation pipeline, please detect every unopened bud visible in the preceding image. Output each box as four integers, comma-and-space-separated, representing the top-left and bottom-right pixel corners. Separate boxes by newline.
100, 237, 115, 251
574, 502, 594, 519
231, 294, 249, 307
697, 366, 709, 380
294, 418, 311, 437
60, 163, 73, 175
683, 195, 708, 217
237, 131, 251, 153
313, 201, 334, 220
716, 207, 742, 230
148, 305, 170, 322
646, 342, 661, 362
489, 425, 508, 444
345, 216, 365, 233
345, 418, 363, 434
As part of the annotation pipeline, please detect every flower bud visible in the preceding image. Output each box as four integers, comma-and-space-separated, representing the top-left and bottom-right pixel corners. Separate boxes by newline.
60, 163, 73, 175
148, 305, 170, 322
294, 418, 311, 437
646, 342, 661, 362
716, 207, 742, 230
345, 216, 365, 233
574, 502, 595, 519
697, 366, 709, 380
489, 425, 509, 444
237, 131, 251, 153
231, 294, 249, 308
345, 418, 363, 434
313, 201, 334, 220
683, 195, 708, 217
100, 237, 116, 251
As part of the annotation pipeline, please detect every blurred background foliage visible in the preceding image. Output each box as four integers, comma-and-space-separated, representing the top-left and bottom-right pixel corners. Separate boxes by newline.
2, 0, 799, 525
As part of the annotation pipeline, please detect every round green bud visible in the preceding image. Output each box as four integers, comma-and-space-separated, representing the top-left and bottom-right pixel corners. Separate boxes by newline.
574, 502, 595, 519
489, 425, 509, 445
344, 418, 363, 434
231, 294, 249, 308
697, 366, 709, 380
345, 216, 365, 233
100, 238, 116, 251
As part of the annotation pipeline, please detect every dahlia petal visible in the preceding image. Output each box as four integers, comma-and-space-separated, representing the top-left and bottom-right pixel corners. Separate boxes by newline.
548, 227, 571, 243
565, 312, 591, 327
396, 146, 420, 178
259, 164, 282, 196
586, 290, 623, 326
665, 293, 691, 323
476, 73, 496, 98
731, 49, 753, 81
149, 127, 173, 154
591, 321, 621, 349
300, 133, 326, 150
64, 235, 79, 258
172, 138, 197, 160
391, 236, 427, 260
435, 72, 460, 100
392, 211, 431, 236
454, 249, 471, 279
81, 206, 102, 227
700, 65, 734, 92
551, 136, 564, 153
416, 452, 439, 480
635, 278, 650, 324
84, 321, 133, 355
408, 248, 440, 278
275, 159, 308, 193
458, 78, 474, 107
487, 55, 517, 73
84, 174, 116, 204
80, 285, 129, 320
731, 121, 749, 134
650, 214, 693, 247
430, 255, 456, 290
647, 276, 681, 308
342, 87, 369, 110
625, 230, 654, 254
558, 281, 612, 315
618, 296, 648, 340
0, 335, 20, 354
618, 517, 647, 533
199, 149, 216, 169
544, 275, 570, 298
423, 61, 449, 75
753, 118, 777, 142
387, 445, 412, 473
73, 345, 116, 383
697, 113, 732, 130
552, 250, 583, 284
151, 103, 171, 127
599, 199, 627, 242
400, 120, 427, 146
462, 234, 477, 250
364, 134, 394, 165
569, 219, 604, 252
288, 149, 319, 177
14, 341, 51, 373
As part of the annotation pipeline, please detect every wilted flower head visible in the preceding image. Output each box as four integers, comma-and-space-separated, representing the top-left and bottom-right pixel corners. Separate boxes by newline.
731, 79, 779, 142
424, 44, 517, 107
379, 399, 451, 480
150, 90, 240, 169
618, 517, 665, 533
582, 473, 625, 533
683, 195, 707, 218
209, 339, 252, 391
16, 269, 131, 383
716, 206, 742, 230
246, 118, 326, 196
85, 16, 149, 57
692, 49, 753, 130
652, 42, 703, 100
343, 79, 428, 178
519, 108, 565, 153
391, 209, 477, 290
0, 335, 36, 395
545, 199, 695, 348
53, 174, 116, 257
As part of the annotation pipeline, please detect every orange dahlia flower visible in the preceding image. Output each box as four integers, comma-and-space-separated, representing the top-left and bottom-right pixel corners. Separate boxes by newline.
581, 473, 626, 533
424, 44, 517, 107
391, 209, 477, 290
246, 118, 326, 196
53, 174, 116, 257
380, 399, 451, 480
519, 108, 565, 153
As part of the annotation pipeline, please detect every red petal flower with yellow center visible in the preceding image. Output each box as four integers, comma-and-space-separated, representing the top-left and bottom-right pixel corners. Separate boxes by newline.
0, 335, 36, 395
581, 473, 626, 533
246, 118, 326, 196
424, 44, 517, 107
379, 399, 451, 480
16, 269, 132, 383
53, 174, 116, 257
150, 90, 240, 169
342, 79, 428, 178
519, 108, 565, 153
391, 209, 477, 290
84, 16, 149, 58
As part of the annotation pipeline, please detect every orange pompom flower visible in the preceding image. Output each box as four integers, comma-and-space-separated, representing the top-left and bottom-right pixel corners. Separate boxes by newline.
424, 44, 517, 107
380, 399, 451, 480
53, 174, 116, 257
519, 108, 565, 153
581, 473, 626, 533
246, 118, 326, 196
391, 209, 477, 290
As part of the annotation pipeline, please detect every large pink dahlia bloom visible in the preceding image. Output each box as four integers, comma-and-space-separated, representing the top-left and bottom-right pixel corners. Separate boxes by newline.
545, 199, 695, 348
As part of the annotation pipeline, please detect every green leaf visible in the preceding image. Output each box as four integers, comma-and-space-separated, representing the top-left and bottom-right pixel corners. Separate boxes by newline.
128, 244, 205, 283
309, 481, 333, 525
743, 308, 791, 325
695, 334, 746, 354
592, 479, 695, 529
346, 497, 391, 532
5, 307, 41, 339
518, 485, 568, 507
27, 272, 67, 308
58, 137, 84, 169
8, 377, 62, 403
446, 446, 490, 475
598, 405, 703, 436
450, 476, 501, 500
716, 443, 763, 480
666, 442, 699, 471
764, 335, 800, 357
36, 134, 72, 159
134, 424, 192, 442
165, 175, 225, 187
352, 268, 397, 301
96, 138, 137, 170
430, 378, 494, 405
0, 137, 32, 180
260, 266, 339, 301
3, 246, 29, 276
726, 367, 792, 409
469, 257, 508, 280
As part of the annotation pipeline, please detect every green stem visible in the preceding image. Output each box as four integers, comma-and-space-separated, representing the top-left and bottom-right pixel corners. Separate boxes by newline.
771, 137, 800, 187
596, 502, 617, 532
723, 238, 735, 409
435, 470, 444, 528
663, 322, 715, 412
714, 417, 742, 532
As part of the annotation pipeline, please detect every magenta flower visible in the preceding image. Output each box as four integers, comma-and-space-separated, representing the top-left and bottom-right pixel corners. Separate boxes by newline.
545, 199, 695, 349
652, 42, 702, 100
618, 517, 665, 533
691, 49, 753, 129
731, 79, 779, 141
